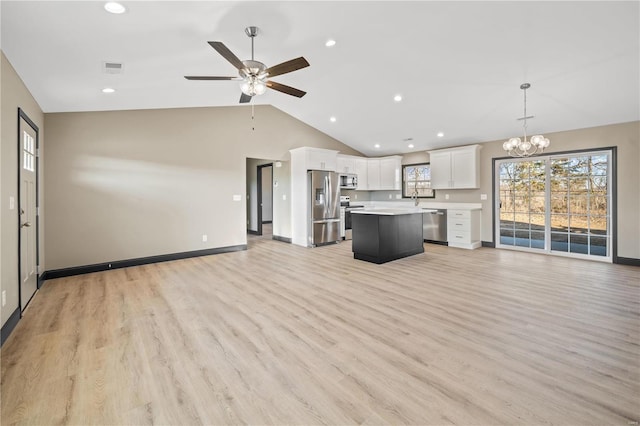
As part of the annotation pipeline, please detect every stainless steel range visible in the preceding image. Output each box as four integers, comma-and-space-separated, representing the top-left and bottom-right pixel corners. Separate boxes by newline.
339, 196, 364, 240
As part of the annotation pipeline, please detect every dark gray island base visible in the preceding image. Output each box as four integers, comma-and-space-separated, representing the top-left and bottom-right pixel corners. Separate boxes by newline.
351, 209, 424, 264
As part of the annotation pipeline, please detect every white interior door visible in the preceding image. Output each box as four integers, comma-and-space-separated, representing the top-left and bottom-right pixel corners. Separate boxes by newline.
19, 116, 38, 310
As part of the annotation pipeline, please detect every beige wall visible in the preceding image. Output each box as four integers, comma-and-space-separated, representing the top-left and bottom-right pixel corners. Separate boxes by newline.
44, 105, 358, 270
1, 52, 45, 326
400, 121, 640, 258
272, 160, 291, 239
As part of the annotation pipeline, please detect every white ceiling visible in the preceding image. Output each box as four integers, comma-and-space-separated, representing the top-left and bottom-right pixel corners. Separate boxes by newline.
2, 1, 638, 156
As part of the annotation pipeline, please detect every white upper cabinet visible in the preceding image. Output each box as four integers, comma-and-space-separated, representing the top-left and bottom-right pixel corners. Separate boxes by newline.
379, 156, 402, 190
336, 154, 357, 174
428, 145, 481, 189
367, 156, 401, 190
355, 158, 368, 190
300, 147, 338, 171
367, 159, 381, 190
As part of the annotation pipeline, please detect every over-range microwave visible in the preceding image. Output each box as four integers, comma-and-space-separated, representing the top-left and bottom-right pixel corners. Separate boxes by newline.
339, 173, 358, 189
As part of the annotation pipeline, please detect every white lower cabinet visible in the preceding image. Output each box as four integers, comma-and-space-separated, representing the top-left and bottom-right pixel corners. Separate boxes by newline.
447, 209, 481, 249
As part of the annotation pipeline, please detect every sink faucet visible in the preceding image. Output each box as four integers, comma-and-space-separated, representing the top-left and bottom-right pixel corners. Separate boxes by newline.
411, 189, 419, 206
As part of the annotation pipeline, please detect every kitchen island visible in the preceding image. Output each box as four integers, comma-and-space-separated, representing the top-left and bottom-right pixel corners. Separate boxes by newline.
351, 209, 424, 264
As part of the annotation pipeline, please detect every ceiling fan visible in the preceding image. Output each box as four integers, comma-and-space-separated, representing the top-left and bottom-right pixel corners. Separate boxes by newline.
184, 26, 310, 104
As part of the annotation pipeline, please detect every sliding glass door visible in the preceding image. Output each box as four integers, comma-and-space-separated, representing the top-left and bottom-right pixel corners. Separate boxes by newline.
496, 150, 612, 261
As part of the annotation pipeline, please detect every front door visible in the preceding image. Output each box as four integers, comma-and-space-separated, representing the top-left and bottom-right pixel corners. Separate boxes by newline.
19, 111, 38, 310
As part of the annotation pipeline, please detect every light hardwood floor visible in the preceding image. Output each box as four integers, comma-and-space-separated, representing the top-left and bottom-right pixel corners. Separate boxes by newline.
1, 238, 639, 425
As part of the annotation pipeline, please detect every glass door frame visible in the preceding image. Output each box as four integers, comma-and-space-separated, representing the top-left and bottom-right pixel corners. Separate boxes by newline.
493, 147, 616, 263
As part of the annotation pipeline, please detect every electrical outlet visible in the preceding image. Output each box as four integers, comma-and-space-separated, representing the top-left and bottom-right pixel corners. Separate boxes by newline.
354, 194, 358, 199
202, 234, 208, 242
1, 290, 6, 307
388, 194, 392, 199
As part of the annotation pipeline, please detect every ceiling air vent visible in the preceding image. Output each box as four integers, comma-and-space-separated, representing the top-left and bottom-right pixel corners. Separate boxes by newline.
103, 62, 123, 74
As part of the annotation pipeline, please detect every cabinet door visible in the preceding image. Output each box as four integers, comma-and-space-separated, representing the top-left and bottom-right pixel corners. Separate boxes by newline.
429, 151, 452, 189
367, 159, 381, 190
355, 158, 368, 190
307, 149, 337, 171
451, 150, 478, 188
336, 155, 356, 174
379, 157, 400, 190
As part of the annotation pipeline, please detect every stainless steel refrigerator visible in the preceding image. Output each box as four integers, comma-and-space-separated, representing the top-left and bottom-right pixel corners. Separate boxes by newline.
308, 170, 341, 246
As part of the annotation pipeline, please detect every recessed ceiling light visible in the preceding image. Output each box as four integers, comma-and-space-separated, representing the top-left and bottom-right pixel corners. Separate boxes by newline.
104, 2, 126, 14
329, 116, 336, 122
102, 88, 116, 93
325, 39, 336, 47
437, 132, 444, 137
408, 144, 415, 149
394, 95, 402, 102
374, 144, 381, 149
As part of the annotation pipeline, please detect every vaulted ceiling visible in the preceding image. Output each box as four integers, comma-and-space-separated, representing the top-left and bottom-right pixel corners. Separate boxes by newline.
2, 1, 638, 156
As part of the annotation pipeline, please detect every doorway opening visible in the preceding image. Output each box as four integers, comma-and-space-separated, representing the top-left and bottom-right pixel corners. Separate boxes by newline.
257, 163, 273, 237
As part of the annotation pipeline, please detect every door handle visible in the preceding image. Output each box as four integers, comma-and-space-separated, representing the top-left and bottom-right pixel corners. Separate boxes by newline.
21, 222, 31, 228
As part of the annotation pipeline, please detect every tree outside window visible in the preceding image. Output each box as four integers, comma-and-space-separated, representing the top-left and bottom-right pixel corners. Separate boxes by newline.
402, 163, 435, 199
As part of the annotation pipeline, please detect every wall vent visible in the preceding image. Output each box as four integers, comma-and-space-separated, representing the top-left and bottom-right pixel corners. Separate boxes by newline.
103, 62, 124, 74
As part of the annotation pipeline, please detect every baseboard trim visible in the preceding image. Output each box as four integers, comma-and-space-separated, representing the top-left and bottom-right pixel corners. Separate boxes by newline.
44, 245, 247, 281
615, 257, 640, 266
1, 307, 21, 347
272, 235, 292, 243
482, 241, 496, 248
262, 220, 272, 224
38, 273, 46, 288
247, 230, 259, 235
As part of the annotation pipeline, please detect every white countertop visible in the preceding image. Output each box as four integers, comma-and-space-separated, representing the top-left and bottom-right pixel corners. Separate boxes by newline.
351, 208, 423, 216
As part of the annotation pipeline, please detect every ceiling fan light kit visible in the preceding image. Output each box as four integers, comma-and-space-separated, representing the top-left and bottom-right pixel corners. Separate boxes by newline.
185, 26, 310, 103
503, 83, 550, 157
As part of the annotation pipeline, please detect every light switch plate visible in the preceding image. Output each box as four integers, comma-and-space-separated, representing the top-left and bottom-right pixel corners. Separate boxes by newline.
233, 194, 241, 201
445, 194, 450, 200
9, 196, 15, 210
480, 193, 488, 200
282, 194, 287, 201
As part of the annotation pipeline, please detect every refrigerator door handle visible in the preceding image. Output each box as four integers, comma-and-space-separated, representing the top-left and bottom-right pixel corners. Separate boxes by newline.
313, 218, 341, 224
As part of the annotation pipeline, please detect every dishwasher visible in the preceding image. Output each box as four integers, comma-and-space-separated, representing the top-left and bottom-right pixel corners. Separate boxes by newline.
423, 209, 447, 244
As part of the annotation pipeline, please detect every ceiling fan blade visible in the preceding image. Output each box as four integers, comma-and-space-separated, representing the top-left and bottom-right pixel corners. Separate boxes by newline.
266, 81, 306, 98
264, 57, 310, 78
239, 93, 252, 103
208, 41, 246, 71
184, 76, 238, 80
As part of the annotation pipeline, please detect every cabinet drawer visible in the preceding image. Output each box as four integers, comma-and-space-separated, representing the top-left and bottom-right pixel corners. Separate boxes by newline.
448, 229, 471, 243
448, 209, 470, 219
448, 218, 470, 231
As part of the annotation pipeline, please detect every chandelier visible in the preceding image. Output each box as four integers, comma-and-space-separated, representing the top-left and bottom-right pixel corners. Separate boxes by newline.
503, 83, 550, 157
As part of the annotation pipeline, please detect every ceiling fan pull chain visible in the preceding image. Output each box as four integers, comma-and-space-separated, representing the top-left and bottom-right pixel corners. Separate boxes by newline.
252, 103, 255, 131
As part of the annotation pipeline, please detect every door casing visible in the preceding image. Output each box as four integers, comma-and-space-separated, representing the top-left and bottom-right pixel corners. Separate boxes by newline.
492, 146, 617, 262
17, 108, 40, 313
